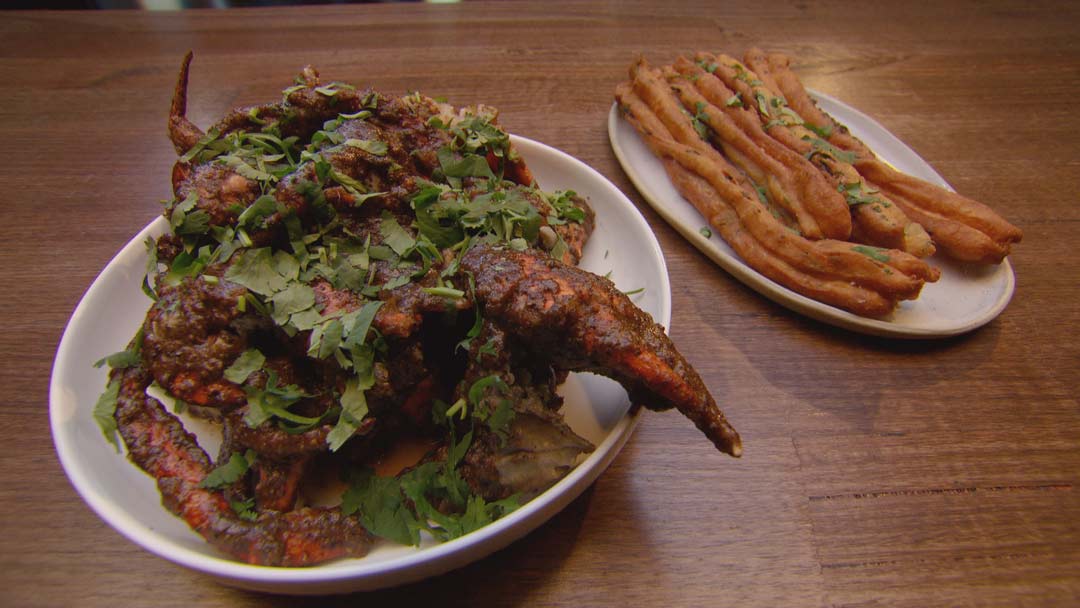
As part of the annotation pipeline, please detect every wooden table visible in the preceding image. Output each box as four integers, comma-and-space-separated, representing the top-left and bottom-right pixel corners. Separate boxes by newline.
3, 1, 1078, 605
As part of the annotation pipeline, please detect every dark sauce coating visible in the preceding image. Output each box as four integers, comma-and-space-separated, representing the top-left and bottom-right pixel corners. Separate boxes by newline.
142, 276, 251, 408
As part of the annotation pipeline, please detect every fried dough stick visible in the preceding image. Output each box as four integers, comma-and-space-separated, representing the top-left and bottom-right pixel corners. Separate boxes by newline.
632, 60, 847, 241
660, 64, 852, 242
665, 158, 895, 316
735, 50, 936, 258
761, 51, 1023, 264
618, 85, 935, 296
616, 87, 895, 315
625, 61, 800, 233
697, 51, 934, 259
616, 86, 934, 314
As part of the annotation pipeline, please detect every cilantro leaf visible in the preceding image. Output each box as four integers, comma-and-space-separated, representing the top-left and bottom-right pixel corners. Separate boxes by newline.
327, 377, 370, 451
341, 468, 424, 546
94, 330, 142, 370
412, 186, 466, 248
142, 236, 159, 300
175, 209, 211, 236
224, 248, 287, 296
438, 149, 497, 183
230, 497, 259, 521
93, 378, 121, 452
309, 318, 344, 359
837, 181, 884, 208
223, 349, 265, 384
242, 371, 311, 428
379, 213, 416, 257
805, 122, 834, 139
345, 139, 389, 156
805, 136, 859, 165
270, 282, 316, 325
852, 245, 891, 263
236, 195, 278, 229
342, 301, 383, 350
199, 449, 256, 489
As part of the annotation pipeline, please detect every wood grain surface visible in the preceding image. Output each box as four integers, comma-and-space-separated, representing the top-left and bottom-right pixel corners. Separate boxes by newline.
2, 1, 1078, 606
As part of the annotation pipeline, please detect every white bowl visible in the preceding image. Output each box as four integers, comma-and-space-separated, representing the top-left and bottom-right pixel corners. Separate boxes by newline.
50, 135, 672, 594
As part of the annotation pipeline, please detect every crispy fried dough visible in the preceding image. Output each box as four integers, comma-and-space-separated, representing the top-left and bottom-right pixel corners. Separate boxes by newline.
663, 60, 851, 240
739, 49, 935, 258
615, 85, 935, 315
762, 51, 1022, 264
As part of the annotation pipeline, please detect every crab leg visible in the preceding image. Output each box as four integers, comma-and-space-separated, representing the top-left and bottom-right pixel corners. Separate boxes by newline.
112, 365, 371, 566
168, 51, 205, 155
460, 244, 742, 457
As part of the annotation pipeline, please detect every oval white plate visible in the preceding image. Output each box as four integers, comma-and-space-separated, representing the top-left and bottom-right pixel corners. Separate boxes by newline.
50, 135, 670, 594
608, 92, 1015, 338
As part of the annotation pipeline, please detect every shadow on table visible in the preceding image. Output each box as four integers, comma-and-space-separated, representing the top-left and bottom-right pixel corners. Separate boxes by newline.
682, 276, 1003, 436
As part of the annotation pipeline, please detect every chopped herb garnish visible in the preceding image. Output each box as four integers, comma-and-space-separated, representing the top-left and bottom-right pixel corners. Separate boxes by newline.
345, 138, 389, 156
230, 497, 259, 521
805, 136, 858, 165
690, 101, 711, 140
199, 449, 257, 489
93, 378, 121, 451
805, 122, 834, 139
837, 181, 885, 208
223, 349, 266, 384
327, 377, 371, 451
852, 245, 891, 263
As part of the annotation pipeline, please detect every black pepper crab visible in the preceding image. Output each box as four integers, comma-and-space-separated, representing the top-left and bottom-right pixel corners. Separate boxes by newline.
93, 53, 741, 567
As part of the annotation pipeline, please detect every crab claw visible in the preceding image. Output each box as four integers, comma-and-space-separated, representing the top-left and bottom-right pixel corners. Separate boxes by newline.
168, 51, 205, 155
460, 244, 742, 457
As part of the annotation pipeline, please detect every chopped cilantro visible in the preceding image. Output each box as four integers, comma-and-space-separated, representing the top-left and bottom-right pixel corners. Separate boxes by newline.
689, 101, 711, 140
236, 195, 277, 229
852, 245, 891, 263
224, 248, 288, 296
269, 282, 316, 326
806, 122, 834, 139
837, 181, 884, 208
341, 467, 425, 546
754, 92, 770, 119
230, 497, 259, 521
309, 318, 345, 359
142, 237, 159, 300
93, 378, 121, 452
199, 449, 257, 489
805, 136, 858, 165
345, 139, 389, 156
327, 377, 371, 451
223, 349, 266, 384
379, 213, 417, 256
438, 150, 497, 186
423, 286, 465, 299
242, 371, 311, 428
94, 331, 143, 370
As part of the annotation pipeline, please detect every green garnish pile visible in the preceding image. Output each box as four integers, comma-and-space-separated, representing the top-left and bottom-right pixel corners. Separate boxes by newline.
93, 84, 588, 546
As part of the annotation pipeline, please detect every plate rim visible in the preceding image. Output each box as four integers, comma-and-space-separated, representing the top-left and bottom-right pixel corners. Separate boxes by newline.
607, 93, 1015, 339
49, 133, 668, 593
